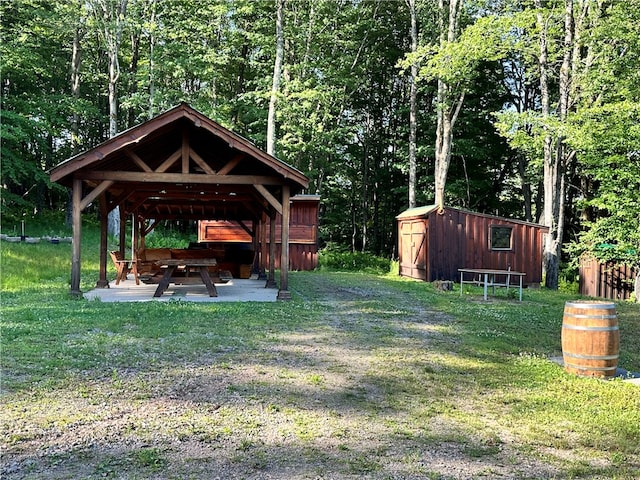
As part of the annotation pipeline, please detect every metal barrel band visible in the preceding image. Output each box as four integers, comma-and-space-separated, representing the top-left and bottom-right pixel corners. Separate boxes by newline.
563, 361, 617, 372
564, 313, 618, 319
562, 324, 619, 331
563, 352, 619, 361
565, 302, 615, 309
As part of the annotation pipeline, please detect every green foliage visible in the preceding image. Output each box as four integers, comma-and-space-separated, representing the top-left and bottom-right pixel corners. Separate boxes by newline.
318, 244, 392, 274
144, 230, 195, 249
566, 11, 640, 271
2, 0, 640, 269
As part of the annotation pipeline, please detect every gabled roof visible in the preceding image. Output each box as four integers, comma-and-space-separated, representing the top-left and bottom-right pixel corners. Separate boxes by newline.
50, 103, 309, 221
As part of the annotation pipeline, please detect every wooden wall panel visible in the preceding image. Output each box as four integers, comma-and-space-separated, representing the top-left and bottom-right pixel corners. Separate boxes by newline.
198, 195, 319, 271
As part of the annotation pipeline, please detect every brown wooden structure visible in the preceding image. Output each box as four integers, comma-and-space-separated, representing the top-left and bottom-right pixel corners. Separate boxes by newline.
49, 103, 309, 299
198, 194, 319, 272
397, 205, 548, 285
579, 255, 638, 300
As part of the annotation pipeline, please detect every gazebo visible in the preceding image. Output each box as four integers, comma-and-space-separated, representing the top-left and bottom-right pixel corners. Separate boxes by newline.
49, 103, 309, 300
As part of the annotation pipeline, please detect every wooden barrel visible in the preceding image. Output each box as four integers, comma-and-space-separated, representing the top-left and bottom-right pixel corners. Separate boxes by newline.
561, 301, 619, 377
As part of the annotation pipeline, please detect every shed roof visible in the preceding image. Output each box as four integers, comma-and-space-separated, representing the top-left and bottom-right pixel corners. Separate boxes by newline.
395, 205, 439, 219
50, 103, 309, 221
396, 205, 548, 230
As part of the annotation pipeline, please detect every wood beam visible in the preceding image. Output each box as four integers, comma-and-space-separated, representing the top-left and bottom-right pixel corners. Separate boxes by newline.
234, 220, 254, 237
142, 219, 160, 236
97, 194, 109, 288
267, 209, 277, 288
108, 190, 135, 213
128, 195, 152, 214
217, 153, 244, 175
155, 148, 182, 173
80, 180, 114, 211
190, 147, 216, 175
125, 148, 152, 172
182, 128, 189, 173
254, 185, 282, 215
278, 185, 291, 300
70, 178, 83, 296
81, 170, 284, 185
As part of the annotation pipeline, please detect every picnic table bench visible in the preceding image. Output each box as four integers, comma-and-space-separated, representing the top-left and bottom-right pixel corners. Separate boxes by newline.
458, 268, 526, 301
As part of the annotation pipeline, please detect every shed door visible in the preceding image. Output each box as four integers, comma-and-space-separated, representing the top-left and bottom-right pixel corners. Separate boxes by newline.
400, 220, 427, 280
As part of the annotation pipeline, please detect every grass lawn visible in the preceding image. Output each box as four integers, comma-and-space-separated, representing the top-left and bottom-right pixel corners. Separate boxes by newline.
1, 227, 639, 479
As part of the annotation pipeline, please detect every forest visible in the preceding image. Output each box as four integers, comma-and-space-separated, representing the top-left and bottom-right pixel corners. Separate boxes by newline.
1, 0, 639, 292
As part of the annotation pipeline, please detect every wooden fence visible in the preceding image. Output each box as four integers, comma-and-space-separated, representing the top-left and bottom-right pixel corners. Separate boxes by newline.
579, 256, 637, 300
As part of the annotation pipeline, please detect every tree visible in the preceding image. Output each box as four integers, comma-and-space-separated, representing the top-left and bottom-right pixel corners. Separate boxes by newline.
407, 0, 418, 209
433, 0, 465, 209
0, 0, 80, 219
87, 0, 129, 236
267, 0, 285, 156
87, 0, 129, 138
567, 0, 640, 301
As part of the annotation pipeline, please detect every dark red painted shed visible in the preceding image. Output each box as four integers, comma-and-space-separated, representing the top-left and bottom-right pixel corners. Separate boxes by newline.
397, 205, 549, 285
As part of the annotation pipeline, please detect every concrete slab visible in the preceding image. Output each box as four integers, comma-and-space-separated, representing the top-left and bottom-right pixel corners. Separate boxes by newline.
83, 277, 278, 303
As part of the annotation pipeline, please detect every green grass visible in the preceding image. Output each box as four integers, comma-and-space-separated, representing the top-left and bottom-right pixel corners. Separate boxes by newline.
1, 224, 639, 479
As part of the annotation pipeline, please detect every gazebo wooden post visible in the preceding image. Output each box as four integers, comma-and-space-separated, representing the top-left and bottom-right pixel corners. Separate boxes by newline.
259, 213, 267, 279
96, 195, 110, 288
266, 209, 277, 288
277, 185, 291, 300
251, 219, 260, 275
70, 178, 83, 297
118, 207, 126, 256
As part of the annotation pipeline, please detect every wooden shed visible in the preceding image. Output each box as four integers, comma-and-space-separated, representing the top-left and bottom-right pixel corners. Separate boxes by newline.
579, 255, 637, 300
397, 205, 548, 284
198, 194, 320, 273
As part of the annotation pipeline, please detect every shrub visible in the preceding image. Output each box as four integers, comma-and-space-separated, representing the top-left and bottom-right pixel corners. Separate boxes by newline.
145, 230, 194, 249
318, 245, 392, 274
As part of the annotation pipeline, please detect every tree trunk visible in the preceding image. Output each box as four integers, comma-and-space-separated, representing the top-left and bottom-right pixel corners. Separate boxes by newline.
148, 0, 157, 119
127, 28, 140, 128
407, 0, 418, 209
434, 0, 464, 209
267, 0, 285, 156
93, 0, 128, 236
538, 0, 573, 290
70, 23, 82, 154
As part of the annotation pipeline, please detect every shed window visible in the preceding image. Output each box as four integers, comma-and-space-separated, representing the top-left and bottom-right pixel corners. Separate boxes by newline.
490, 225, 513, 250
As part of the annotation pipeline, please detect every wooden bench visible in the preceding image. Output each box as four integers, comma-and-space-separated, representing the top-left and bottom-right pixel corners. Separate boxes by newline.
109, 250, 139, 285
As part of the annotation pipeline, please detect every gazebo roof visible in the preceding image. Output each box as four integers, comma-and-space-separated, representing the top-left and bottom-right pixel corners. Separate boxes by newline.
50, 103, 309, 221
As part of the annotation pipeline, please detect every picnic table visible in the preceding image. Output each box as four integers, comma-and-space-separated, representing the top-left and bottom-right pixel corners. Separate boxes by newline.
153, 259, 218, 297
458, 268, 526, 301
